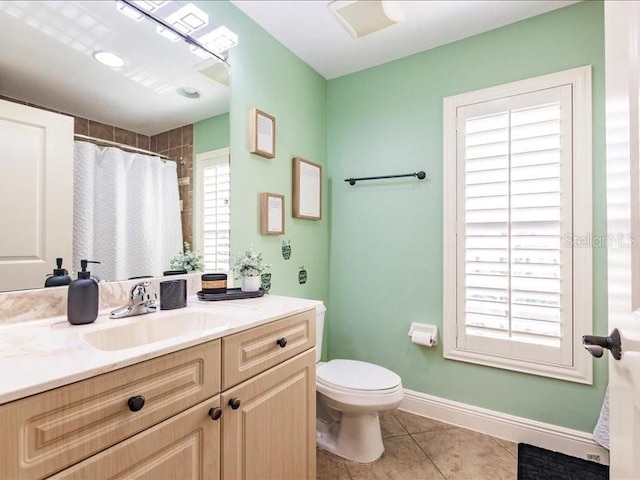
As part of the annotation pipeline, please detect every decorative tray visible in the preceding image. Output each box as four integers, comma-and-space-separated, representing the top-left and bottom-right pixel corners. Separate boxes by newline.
196, 288, 265, 301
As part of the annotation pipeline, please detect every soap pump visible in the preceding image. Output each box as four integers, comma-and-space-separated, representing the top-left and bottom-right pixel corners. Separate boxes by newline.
44, 257, 72, 288
67, 260, 101, 325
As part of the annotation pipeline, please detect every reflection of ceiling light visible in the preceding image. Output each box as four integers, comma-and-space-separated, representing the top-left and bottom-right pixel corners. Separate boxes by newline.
157, 27, 181, 42
116, 1, 144, 21
198, 26, 238, 54
177, 87, 201, 99
190, 45, 211, 59
92, 51, 126, 68
133, 0, 168, 12
162, 3, 208, 35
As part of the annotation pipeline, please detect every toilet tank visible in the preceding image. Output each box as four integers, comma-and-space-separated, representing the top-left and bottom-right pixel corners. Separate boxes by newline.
315, 303, 326, 363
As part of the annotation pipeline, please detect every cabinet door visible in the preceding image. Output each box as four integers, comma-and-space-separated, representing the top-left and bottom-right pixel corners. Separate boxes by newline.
222, 349, 316, 480
50, 396, 221, 480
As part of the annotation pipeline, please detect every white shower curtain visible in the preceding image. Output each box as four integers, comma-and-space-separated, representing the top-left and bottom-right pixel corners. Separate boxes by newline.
73, 141, 183, 282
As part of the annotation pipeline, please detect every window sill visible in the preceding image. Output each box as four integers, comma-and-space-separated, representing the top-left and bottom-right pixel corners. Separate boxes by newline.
444, 347, 593, 385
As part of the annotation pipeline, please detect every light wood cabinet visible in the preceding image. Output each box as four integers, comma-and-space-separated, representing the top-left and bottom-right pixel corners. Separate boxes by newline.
222, 309, 315, 389
222, 349, 316, 480
0, 340, 220, 480
49, 397, 221, 480
0, 309, 316, 480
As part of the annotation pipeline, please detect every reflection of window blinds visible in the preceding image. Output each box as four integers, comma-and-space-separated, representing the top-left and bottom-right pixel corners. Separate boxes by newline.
202, 162, 230, 271
460, 87, 571, 351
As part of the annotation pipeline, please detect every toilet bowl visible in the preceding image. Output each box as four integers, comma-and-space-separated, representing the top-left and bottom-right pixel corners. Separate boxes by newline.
314, 304, 404, 463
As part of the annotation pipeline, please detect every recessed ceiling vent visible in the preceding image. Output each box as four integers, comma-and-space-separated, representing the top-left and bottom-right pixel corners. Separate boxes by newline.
194, 59, 230, 87
329, 0, 403, 38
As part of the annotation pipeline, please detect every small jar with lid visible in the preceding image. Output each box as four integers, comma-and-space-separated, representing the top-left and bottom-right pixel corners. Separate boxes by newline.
201, 273, 227, 294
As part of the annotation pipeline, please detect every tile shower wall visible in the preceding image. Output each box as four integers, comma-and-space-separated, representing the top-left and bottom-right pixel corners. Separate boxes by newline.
0, 94, 153, 152
151, 125, 194, 248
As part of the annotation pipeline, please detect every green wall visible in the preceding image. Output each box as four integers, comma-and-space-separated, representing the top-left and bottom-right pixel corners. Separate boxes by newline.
195, 2, 329, 308
326, 1, 607, 433
194, 112, 229, 153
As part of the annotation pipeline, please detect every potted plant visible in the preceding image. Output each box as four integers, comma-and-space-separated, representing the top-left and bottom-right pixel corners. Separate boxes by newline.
169, 242, 204, 273
232, 246, 269, 292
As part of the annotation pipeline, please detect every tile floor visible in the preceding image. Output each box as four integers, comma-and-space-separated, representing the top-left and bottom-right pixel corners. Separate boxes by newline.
317, 410, 517, 480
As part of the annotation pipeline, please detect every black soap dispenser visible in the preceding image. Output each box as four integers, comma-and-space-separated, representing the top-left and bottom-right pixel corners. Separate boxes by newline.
44, 257, 72, 288
67, 260, 100, 325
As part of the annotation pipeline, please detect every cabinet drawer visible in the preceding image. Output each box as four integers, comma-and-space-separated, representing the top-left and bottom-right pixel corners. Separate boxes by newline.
0, 339, 220, 480
222, 309, 315, 389
50, 396, 221, 480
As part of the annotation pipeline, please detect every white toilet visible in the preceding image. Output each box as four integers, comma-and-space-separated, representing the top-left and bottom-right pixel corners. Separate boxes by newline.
314, 304, 404, 463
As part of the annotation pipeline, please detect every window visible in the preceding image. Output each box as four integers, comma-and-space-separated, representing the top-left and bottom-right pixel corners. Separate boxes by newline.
194, 148, 230, 271
443, 67, 592, 383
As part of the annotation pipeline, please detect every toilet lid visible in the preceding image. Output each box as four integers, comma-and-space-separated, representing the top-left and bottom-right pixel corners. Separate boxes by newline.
316, 359, 401, 391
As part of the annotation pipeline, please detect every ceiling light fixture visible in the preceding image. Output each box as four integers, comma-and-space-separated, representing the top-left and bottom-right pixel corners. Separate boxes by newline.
198, 26, 238, 54
177, 86, 201, 99
92, 51, 126, 68
133, 0, 168, 12
116, 0, 229, 64
161, 3, 208, 36
116, 1, 144, 21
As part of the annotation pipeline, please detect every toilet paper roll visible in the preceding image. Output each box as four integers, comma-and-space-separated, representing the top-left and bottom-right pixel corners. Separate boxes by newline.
411, 331, 434, 347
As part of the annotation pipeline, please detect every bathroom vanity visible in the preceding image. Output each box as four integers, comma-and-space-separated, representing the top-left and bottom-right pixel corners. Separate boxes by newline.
0, 296, 318, 479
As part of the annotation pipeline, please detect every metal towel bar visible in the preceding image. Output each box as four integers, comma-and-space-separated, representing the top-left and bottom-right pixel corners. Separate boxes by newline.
344, 170, 426, 186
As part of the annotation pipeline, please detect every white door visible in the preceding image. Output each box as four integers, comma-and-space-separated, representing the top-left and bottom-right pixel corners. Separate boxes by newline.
0, 100, 73, 291
604, 2, 640, 478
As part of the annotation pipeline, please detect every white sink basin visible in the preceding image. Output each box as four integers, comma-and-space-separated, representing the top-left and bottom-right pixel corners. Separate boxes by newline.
81, 309, 231, 351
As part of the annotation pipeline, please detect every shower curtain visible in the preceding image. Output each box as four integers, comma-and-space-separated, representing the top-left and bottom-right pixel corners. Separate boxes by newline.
73, 141, 183, 282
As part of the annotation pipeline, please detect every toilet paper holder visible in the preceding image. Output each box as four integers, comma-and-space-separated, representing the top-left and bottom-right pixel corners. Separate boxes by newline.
408, 322, 438, 347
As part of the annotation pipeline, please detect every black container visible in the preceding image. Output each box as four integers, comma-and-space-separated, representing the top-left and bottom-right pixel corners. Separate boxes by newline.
160, 279, 187, 310
163, 269, 188, 276
45, 257, 72, 288
67, 260, 100, 325
201, 273, 227, 294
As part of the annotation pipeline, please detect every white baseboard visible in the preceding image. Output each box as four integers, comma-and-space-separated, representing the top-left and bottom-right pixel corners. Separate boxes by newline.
400, 388, 610, 466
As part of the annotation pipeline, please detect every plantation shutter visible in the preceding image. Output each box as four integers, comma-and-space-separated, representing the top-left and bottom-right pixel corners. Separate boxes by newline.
455, 86, 574, 366
201, 158, 230, 271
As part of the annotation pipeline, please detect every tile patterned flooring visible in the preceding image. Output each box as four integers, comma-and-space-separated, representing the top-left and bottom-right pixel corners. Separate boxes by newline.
317, 410, 517, 480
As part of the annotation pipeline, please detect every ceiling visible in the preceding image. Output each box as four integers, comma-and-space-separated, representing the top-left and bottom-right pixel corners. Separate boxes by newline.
231, 0, 579, 80
0, 1, 229, 136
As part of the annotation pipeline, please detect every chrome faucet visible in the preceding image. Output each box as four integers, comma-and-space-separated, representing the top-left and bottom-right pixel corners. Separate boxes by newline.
109, 281, 158, 319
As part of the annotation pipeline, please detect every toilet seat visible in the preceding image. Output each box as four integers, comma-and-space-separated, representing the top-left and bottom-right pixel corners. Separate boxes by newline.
316, 359, 404, 412
317, 359, 401, 392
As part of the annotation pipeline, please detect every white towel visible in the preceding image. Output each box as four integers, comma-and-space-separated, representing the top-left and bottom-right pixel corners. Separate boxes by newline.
593, 387, 609, 450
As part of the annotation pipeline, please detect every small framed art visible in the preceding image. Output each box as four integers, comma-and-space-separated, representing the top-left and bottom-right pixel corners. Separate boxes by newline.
260, 192, 285, 235
292, 157, 322, 220
250, 108, 276, 158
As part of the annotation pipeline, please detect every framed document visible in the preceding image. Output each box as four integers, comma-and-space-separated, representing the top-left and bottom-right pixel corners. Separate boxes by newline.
260, 192, 285, 235
293, 157, 322, 220
250, 108, 275, 158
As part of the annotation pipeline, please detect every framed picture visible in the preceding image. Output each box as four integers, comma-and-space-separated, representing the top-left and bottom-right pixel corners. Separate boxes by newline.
250, 108, 276, 158
260, 192, 285, 235
292, 157, 322, 220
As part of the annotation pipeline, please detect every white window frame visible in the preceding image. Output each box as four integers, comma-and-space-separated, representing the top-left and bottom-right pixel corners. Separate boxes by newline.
194, 147, 231, 273
442, 66, 593, 384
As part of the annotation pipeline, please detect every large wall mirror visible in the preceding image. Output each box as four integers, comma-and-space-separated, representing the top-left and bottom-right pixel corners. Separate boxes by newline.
0, 0, 232, 292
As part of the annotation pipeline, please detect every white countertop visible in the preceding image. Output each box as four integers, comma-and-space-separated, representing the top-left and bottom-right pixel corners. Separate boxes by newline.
0, 295, 323, 405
